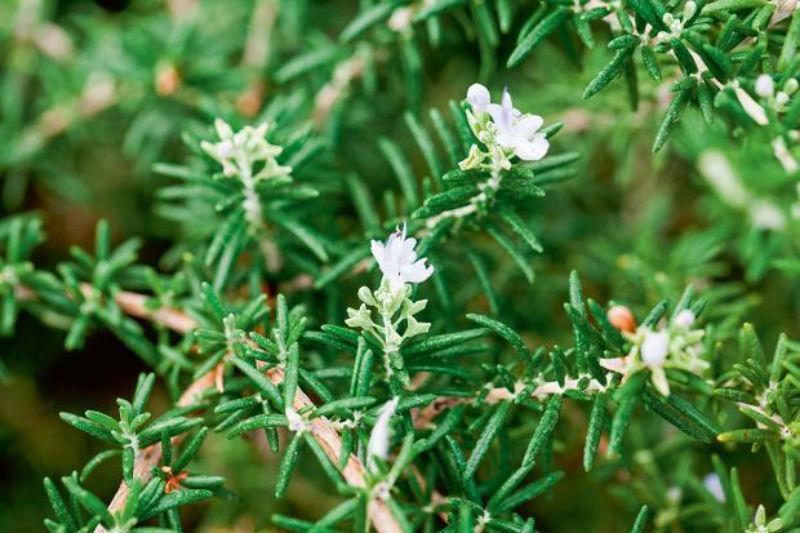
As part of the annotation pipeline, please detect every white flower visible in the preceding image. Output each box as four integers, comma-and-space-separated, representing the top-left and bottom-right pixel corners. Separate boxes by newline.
755, 75, 775, 98
641, 330, 669, 367
285, 407, 308, 433
466, 84, 549, 161
367, 397, 399, 471
703, 473, 726, 503
673, 309, 695, 328
371, 224, 434, 294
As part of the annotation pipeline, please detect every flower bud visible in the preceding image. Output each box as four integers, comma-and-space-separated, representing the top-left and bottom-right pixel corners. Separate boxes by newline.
673, 309, 695, 328
755, 74, 775, 98
683, 1, 697, 21
607, 305, 636, 333
641, 330, 669, 367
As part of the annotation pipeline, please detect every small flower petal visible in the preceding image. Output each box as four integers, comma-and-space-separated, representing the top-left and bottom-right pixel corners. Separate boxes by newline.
367, 397, 399, 471
371, 224, 434, 292
512, 135, 549, 161
467, 83, 491, 113
513, 115, 544, 137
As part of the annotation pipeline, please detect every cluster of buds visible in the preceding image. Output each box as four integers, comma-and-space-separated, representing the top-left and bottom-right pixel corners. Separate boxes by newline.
745, 504, 784, 533
622, 308, 708, 396
200, 119, 291, 181
653, 2, 696, 44
200, 119, 292, 229
345, 225, 433, 387
755, 74, 799, 113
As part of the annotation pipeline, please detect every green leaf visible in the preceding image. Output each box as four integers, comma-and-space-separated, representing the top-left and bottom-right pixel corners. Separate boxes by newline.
499, 209, 543, 253
402, 328, 487, 356
274, 216, 329, 262
44, 478, 78, 532
59, 413, 117, 443
583, 47, 635, 99
717, 428, 777, 443
464, 401, 511, 479
228, 414, 288, 438
62, 476, 112, 525
494, 471, 564, 512
507, 8, 569, 67
608, 372, 646, 456
340, 2, 397, 42
141, 489, 213, 519
583, 392, 607, 471
276, 435, 303, 498
173, 427, 209, 472
379, 137, 419, 208
405, 111, 442, 185
702, 0, 766, 14
284, 343, 300, 408
522, 394, 562, 465
231, 358, 284, 410
466, 313, 530, 361
630, 505, 652, 533
312, 396, 377, 418
80, 450, 121, 483
486, 224, 534, 283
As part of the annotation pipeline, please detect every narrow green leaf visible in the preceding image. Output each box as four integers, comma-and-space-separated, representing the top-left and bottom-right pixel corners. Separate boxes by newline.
465, 401, 511, 479
507, 8, 569, 67
276, 435, 303, 498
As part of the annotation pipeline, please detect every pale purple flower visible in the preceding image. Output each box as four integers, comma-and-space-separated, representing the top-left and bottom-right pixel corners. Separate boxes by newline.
371, 225, 434, 294
466, 83, 549, 161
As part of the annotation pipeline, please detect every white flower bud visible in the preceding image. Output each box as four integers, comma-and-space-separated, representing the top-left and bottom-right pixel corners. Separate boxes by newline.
673, 309, 695, 328
755, 74, 775, 98
683, 1, 697, 21
216, 140, 234, 159
776, 91, 790, 106
784, 78, 799, 95
641, 330, 669, 367
466, 83, 491, 113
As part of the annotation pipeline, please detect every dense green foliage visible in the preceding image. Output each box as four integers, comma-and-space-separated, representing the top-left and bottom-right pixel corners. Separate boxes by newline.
2, 0, 800, 532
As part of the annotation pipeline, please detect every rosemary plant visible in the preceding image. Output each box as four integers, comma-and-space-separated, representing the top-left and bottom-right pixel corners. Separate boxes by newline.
1, 0, 800, 532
